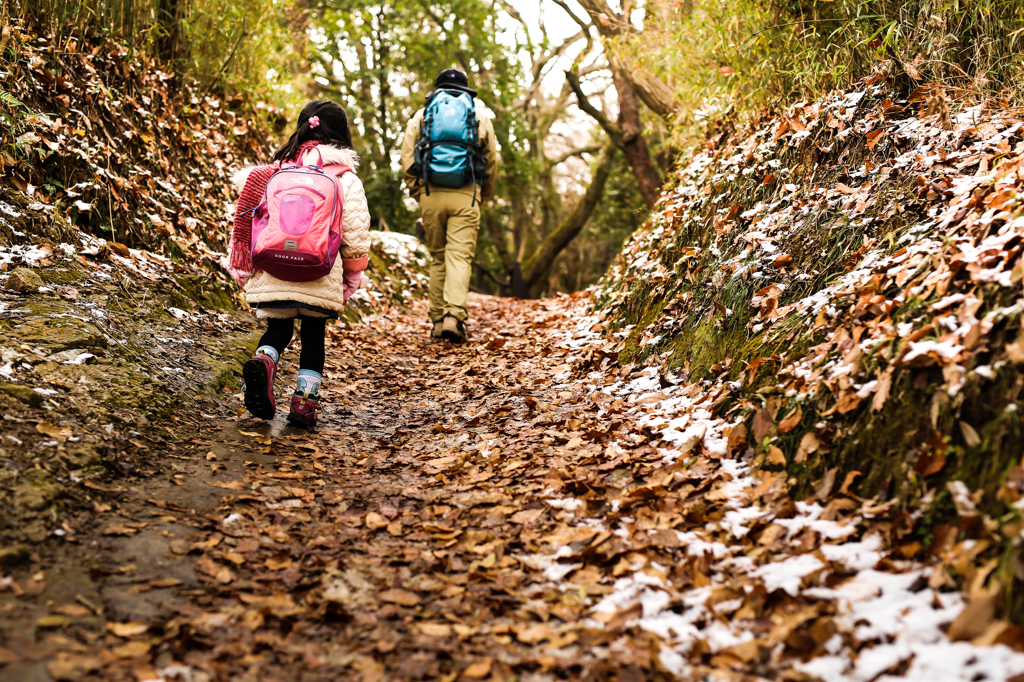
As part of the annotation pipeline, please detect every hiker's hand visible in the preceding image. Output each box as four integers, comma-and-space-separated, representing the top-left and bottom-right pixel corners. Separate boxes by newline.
341, 257, 370, 304
343, 276, 359, 302
230, 268, 249, 289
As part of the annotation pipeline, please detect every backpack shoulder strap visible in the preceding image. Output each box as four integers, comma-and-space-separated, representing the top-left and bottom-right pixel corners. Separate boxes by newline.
325, 164, 354, 177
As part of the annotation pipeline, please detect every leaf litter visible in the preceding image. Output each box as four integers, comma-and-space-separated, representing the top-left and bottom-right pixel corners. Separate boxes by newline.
1, 291, 1022, 681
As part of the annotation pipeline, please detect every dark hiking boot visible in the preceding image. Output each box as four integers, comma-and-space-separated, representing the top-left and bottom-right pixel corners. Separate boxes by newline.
287, 393, 320, 427
242, 354, 277, 420
441, 314, 466, 343
430, 320, 443, 338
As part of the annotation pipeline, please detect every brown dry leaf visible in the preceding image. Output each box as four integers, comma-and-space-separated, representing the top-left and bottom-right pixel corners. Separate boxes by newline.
516, 623, 556, 644
265, 555, 293, 571
462, 658, 493, 679
949, 596, 998, 641
794, 432, 820, 463
959, 421, 981, 447
365, 512, 389, 530
766, 446, 786, 466
207, 479, 246, 491
416, 622, 452, 637
915, 449, 947, 477
36, 421, 72, 441
865, 129, 885, 148
102, 523, 138, 536
46, 655, 101, 681
224, 552, 246, 566
378, 589, 420, 606
106, 621, 148, 637
1006, 338, 1024, 366
835, 390, 862, 414
53, 604, 92, 618
510, 508, 545, 525
111, 640, 151, 659
607, 602, 643, 631
872, 368, 893, 412
778, 406, 802, 433
36, 615, 69, 628
773, 253, 793, 267
195, 555, 235, 584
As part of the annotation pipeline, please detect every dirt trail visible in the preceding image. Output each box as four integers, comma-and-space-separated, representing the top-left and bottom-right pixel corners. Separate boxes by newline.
3, 295, 1024, 682
2, 295, 652, 682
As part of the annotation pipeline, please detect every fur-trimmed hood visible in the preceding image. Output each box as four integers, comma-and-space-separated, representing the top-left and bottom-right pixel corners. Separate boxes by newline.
231, 144, 360, 192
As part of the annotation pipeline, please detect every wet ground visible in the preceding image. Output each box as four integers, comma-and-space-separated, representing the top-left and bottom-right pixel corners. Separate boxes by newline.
2, 294, 1024, 682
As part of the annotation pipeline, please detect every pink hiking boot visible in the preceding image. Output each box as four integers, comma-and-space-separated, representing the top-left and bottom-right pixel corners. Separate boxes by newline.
242, 354, 277, 420
287, 393, 320, 427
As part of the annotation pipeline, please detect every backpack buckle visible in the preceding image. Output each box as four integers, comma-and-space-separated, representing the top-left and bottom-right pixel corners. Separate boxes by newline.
284, 240, 298, 250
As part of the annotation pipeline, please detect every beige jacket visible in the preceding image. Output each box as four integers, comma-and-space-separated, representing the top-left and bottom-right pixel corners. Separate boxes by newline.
401, 104, 498, 201
232, 145, 371, 315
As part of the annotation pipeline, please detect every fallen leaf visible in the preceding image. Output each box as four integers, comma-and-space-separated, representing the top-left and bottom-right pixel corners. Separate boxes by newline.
949, 596, 998, 641
416, 622, 452, 637
365, 512, 389, 530
462, 658, 493, 679
107, 621, 149, 637
102, 523, 139, 536
794, 432, 819, 463
111, 640, 151, 658
511, 508, 544, 524
378, 589, 420, 606
778, 406, 802, 433
960, 421, 981, 447
36, 421, 72, 440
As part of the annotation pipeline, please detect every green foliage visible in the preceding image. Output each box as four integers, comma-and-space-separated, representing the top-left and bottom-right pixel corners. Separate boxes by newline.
19, 0, 306, 106
632, 0, 1024, 145
308, 0, 524, 234
546, 154, 648, 295
0, 89, 23, 109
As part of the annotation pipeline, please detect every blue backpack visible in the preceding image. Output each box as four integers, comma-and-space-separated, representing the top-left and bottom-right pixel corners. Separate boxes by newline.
412, 90, 487, 205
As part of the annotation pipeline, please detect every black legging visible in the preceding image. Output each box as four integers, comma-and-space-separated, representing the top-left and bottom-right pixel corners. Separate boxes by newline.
257, 317, 327, 374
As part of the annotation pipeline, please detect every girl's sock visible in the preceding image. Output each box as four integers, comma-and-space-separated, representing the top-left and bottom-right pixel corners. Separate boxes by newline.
295, 369, 322, 397
255, 345, 280, 364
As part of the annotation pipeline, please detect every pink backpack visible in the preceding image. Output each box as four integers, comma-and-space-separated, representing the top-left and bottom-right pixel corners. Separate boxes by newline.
250, 149, 352, 282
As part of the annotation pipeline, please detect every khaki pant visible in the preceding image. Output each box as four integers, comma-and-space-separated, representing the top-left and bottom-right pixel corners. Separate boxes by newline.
419, 189, 480, 322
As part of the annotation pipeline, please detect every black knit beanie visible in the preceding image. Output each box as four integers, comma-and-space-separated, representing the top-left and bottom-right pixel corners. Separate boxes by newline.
435, 68, 469, 89
433, 68, 477, 97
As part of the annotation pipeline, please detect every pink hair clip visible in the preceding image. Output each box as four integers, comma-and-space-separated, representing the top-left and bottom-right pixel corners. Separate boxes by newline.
308, 116, 320, 128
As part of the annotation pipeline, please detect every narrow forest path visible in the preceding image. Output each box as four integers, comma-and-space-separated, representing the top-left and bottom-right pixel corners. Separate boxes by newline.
3, 295, 1024, 682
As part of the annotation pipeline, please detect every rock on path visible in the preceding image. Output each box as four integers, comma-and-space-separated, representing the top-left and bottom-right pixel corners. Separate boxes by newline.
1, 294, 1022, 682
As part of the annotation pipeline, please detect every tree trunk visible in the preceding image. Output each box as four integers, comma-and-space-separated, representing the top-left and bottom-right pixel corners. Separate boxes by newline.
613, 69, 662, 207
521, 144, 617, 290
574, 0, 680, 118
612, 55, 680, 119
155, 0, 183, 64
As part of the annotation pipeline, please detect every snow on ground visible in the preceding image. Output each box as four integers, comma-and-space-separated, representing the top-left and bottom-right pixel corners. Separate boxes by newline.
519, 295, 1024, 681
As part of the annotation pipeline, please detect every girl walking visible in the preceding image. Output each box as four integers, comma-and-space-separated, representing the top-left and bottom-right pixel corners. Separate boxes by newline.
228, 101, 370, 427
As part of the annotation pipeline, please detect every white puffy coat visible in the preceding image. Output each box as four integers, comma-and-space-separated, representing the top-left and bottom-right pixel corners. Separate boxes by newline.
232, 145, 371, 317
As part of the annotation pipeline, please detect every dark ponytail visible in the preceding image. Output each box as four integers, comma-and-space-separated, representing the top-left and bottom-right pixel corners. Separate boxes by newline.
273, 100, 354, 163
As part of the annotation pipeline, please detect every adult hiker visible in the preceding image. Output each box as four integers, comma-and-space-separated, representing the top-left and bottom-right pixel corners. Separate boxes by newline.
401, 68, 498, 343
228, 100, 370, 427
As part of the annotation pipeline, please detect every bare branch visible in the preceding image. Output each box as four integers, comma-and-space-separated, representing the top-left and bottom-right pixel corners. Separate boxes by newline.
517, 29, 587, 111
574, 0, 639, 36
549, 143, 603, 167
566, 70, 622, 147
552, 0, 592, 32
